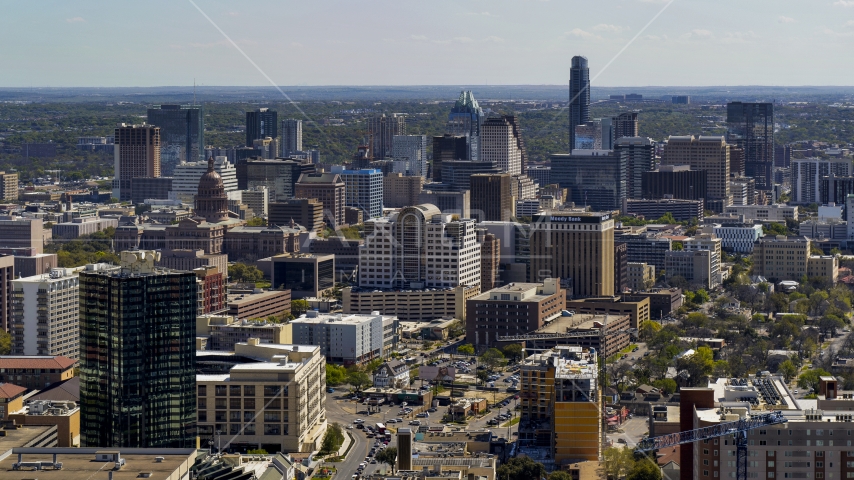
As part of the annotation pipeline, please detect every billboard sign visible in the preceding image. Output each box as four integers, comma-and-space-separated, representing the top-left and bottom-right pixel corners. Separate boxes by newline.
418, 366, 456, 382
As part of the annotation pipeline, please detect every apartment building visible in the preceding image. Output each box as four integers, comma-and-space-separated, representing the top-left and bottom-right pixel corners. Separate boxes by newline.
709, 223, 764, 253
793, 157, 853, 204
684, 234, 723, 288
384, 173, 424, 208
227, 289, 292, 321
627, 262, 655, 291
665, 250, 713, 289
0, 171, 19, 201
290, 311, 389, 365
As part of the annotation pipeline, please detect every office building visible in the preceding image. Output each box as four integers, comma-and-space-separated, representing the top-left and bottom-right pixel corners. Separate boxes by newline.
358, 204, 480, 289
271, 253, 335, 298
481, 115, 526, 175
197, 341, 327, 452
574, 120, 605, 150
627, 262, 655, 291
331, 166, 383, 219
295, 172, 346, 227
392, 135, 428, 177
479, 231, 500, 291
130, 177, 172, 204
7, 251, 57, 279
641, 165, 707, 201
568, 56, 590, 150
625, 199, 704, 222
0, 171, 18, 201
753, 235, 838, 282
792, 157, 853, 204
11, 268, 82, 360
281, 119, 302, 156
775, 144, 792, 168
723, 204, 798, 222
246, 108, 278, 147
671, 95, 690, 104
820, 175, 854, 206
526, 165, 551, 186
511, 174, 538, 200
236, 186, 269, 217
551, 150, 625, 212
383, 173, 424, 208
515, 199, 543, 218
291, 311, 387, 365
156, 249, 228, 273
418, 189, 471, 218
466, 279, 565, 350
269, 198, 324, 233
684, 234, 722, 287
619, 233, 672, 270
726, 102, 774, 190
0, 217, 47, 254
343, 285, 477, 322
146, 105, 203, 176
432, 134, 470, 181
170, 156, 238, 201
367, 114, 405, 159
50, 217, 118, 240
729, 175, 756, 206
612, 112, 639, 140
79, 251, 197, 448
529, 211, 614, 297
113, 123, 161, 202
198, 314, 292, 350
447, 91, 484, 162
665, 249, 712, 289
470, 173, 513, 222
661, 135, 730, 211
240, 158, 316, 200
227, 289, 292, 321
614, 136, 655, 199
710, 223, 764, 253
437, 160, 502, 191
615, 241, 628, 294
0, 356, 76, 392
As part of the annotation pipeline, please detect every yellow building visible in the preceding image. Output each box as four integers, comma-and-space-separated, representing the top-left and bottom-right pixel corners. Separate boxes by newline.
753, 235, 838, 283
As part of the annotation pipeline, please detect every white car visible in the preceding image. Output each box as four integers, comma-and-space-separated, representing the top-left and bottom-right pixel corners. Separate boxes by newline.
354, 419, 364, 424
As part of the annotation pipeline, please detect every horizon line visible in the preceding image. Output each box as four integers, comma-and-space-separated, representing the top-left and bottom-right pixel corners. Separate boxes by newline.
1, 84, 854, 89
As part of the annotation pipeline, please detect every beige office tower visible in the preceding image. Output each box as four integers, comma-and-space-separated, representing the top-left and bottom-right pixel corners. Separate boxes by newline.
529, 212, 615, 297
661, 135, 731, 212
113, 124, 161, 202
367, 114, 406, 159
397, 427, 413, 470
0, 172, 18, 201
481, 115, 525, 175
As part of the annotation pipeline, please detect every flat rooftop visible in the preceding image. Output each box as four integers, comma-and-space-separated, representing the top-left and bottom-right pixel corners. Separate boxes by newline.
536, 314, 623, 334
0, 447, 197, 480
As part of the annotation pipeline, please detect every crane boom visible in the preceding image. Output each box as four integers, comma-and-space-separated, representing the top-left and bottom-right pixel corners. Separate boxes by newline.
636, 411, 786, 452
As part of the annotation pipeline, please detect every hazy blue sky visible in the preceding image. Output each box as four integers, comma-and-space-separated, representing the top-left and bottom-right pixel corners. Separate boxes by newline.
1, 0, 852, 87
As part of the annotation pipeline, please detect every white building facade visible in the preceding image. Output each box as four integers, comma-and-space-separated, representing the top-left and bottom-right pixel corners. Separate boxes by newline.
481, 116, 522, 175
171, 156, 238, 201
11, 268, 83, 359
792, 157, 853, 204
711, 223, 764, 253
290, 312, 387, 365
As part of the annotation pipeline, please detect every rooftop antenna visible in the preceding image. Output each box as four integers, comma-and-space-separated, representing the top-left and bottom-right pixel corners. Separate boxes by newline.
193, 78, 196, 106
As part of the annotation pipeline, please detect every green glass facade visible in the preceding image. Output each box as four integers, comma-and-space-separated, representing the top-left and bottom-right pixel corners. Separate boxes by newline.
79, 269, 197, 448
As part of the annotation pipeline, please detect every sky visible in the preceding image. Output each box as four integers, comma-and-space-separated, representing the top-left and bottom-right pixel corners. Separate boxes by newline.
1, 0, 853, 87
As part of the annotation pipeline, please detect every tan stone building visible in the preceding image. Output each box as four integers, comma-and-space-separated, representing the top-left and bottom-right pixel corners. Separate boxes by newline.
295, 172, 346, 227
113, 123, 160, 202
383, 173, 424, 208
752, 235, 838, 283
626, 262, 655, 291
343, 285, 478, 322
0, 171, 18, 201
661, 135, 731, 211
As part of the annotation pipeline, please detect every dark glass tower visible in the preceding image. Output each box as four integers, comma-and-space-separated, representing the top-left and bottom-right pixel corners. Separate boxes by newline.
447, 91, 484, 161
79, 254, 197, 448
568, 56, 591, 151
246, 108, 278, 146
431, 134, 470, 182
726, 102, 774, 190
146, 105, 204, 176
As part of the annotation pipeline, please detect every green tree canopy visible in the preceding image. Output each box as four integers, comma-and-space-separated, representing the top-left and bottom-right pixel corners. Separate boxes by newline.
326, 363, 348, 386
603, 447, 635, 480
457, 343, 475, 356
480, 348, 505, 370
347, 371, 372, 392
497, 456, 546, 480
291, 299, 310, 317
779, 359, 798, 382
627, 458, 663, 480
375, 447, 398, 473
798, 368, 832, 393
502, 344, 524, 362
228, 263, 265, 283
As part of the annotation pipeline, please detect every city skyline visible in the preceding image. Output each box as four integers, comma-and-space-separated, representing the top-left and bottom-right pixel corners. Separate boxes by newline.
2, 1, 853, 87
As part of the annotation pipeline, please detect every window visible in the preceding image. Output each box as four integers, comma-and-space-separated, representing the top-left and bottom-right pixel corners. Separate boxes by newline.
198, 385, 207, 396
215, 385, 227, 396
215, 399, 227, 409
230, 385, 241, 396
244, 385, 255, 396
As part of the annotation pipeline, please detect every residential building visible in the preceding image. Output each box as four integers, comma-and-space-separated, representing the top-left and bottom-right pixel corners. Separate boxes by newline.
198, 314, 292, 351
665, 250, 713, 289
792, 157, 853, 204
112, 123, 160, 202
511, 174, 538, 201
661, 135, 730, 211
392, 135, 428, 177
373, 360, 411, 389
723, 204, 798, 222
281, 119, 302, 156
619, 232, 672, 270
529, 211, 615, 297
170, 156, 238, 201
625, 199, 704, 222
726, 102, 774, 190
568, 56, 590, 150
368, 114, 405, 159
194, 265, 226, 315
130, 177, 172, 204
432, 134, 470, 182
564, 296, 651, 329
358, 204, 480, 289
51, 217, 118, 239
551, 150, 625, 212
470, 173, 513, 222
197, 341, 326, 452
291, 311, 388, 365
752, 235, 839, 282
623, 289, 683, 319
447, 91, 485, 162
466, 278, 565, 350
524, 313, 631, 358
481, 115, 527, 175
0, 171, 19, 201
269, 198, 324, 233
0, 255, 15, 332
246, 108, 278, 148
295, 172, 346, 227
641, 165, 707, 201
342, 285, 478, 322
271, 253, 335, 298
627, 262, 655, 291
331, 166, 383, 218
227, 289, 291, 321
615, 241, 628, 294
821, 177, 854, 207
710, 223, 764, 253
0, 217, 47, 253
479, 231, 500, 291
11, 268, 85, 359
0, 356, 76, 391
79, 251, 196, 448
240, 158, 316, 201
684, 234, 723, 288
612, 112, 639, 140
147, 104, 204, 175
615, 136, 655, 199
384, 173, 424, 208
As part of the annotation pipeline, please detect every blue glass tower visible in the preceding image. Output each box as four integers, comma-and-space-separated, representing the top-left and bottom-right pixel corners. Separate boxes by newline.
447, 91, 484, 161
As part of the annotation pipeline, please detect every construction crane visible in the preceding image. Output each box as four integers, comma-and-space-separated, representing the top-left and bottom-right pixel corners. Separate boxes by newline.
636, 411, 787, 480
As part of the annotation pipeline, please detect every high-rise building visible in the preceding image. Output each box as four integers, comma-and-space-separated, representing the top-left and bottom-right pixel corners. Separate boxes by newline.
331, 166, 384, 219
574, 120, 604, 150
478, 230, 500, 292
432, 134, 470, 181
726, 102, 774, 190
367, 114, 405, 159
684, 234, 722, 288
661, 135, 730, 212
437, 160, 502, 191
671, 95, 690, 104
294, 172, 346, 227
0, 171, 18, 201
79, 251, 197, 448
392, 135, 427, 177
529, 211, 615, 297
614, 136, 655, 199
481, 115, 527, 175
359, 204, 480, 289
281, 119, 303, 157
447, 91, 484, 162
526, 165, 551, 187
775, 144, 792, 168
551, 150, 626, 212
793, 157, 853, 204
383, 173, 424, 208
612, 112, 639, 140
397, 428, 413, 471
641, 165, 707, 200
146, 105, 203, 176
0, 255, 14, 332
269, 198, 324, 233
170, 156, 238, 201
246, 108, 278, 147
239, 158, 316, 201
470, 173, 513, 222
11, 267, 83, 359
568, 56, 591, 150
113, 123, 161, 202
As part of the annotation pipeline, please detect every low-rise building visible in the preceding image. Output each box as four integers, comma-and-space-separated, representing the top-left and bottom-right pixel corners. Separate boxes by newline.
156, 248, 228, 273
625, 198, 704, 222
198, 314, 293, 351
564, 296, 650, 329
525, 313, 631, 358
227, 289, 292, 321
0, 447, 197, 479
709, 223, 764, 253
270, 253, 335, 298
626, 262, 655, 291
51, 216, 118, 239
8, 399, 80, 447
291, 311, 391, 365
0, 356, 76, 391
665, 249, 713, 289
343, 285, 479, 322
723, 203, 798, 222
623, 288, 683, 319
372, 360, 411, 389
752, 235, 838, 283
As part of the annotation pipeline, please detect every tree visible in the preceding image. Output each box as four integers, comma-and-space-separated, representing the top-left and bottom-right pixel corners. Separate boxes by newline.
779, 359, 798, 382
549, 472, 573, 480
627, 458, 662, 480
0, 330, 9, 355
245, 216, 266, 226
319, 423, 345, 455
693, 289, 710, 304
798, 368, 832, 393
291, 299, 309, 317
477, 369, 490, 386
638, 321, 662, 341
603, 447, 635, 480
347, 371, 372, 392
502, 344, 524, 362
228, 263, 265, 283
480, 348, 505, 371
457, 343, 475, 356
497, 456, 546, 480
375, 447, 398, 473
326, 363, 348, 386
652, 378, 678, 395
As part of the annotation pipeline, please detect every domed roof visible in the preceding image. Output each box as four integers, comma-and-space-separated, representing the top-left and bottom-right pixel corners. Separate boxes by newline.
198, 155, 224, 191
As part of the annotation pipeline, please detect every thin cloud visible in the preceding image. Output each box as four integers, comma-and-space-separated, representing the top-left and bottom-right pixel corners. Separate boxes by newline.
823, 27, 854, 36
592, 24, 628, 33
692, 29, 713, 37
834, 0, 854, 6
66, 17, 85, 23
778, 16, 795, 24
290, 42, 304, 48
846, 20, 854, 26
567, 28, 600, 39
410, 35, 428, 41
465, 11, 496, 17
484, 36, 505, 43
228, 12, 239, 17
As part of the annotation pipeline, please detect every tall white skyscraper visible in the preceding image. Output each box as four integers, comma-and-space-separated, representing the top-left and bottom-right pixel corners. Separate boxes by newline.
281, 119, 303, 157
392, 135, 427, 177
481, 115, 525, 175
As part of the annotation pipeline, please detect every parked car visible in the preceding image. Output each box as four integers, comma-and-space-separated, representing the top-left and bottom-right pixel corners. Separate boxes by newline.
354, 419, 364, 424
416, 412, 429, 418
427, 408, 437, 413
409, 420, 421, 426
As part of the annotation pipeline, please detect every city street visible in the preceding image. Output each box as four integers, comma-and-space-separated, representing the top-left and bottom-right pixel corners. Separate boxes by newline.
606, 417, 649, 448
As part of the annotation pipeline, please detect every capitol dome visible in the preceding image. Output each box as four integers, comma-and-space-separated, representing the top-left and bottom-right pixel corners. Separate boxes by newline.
195, 155, 230, 223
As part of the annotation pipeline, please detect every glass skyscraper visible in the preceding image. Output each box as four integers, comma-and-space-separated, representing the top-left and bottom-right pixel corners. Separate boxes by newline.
726, 102, 774, 191
569, 56, 591, 151
79, 254, 197, 448
246, 108, 278, 146
147, 104, 204, 176
447, 91, 484, 162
